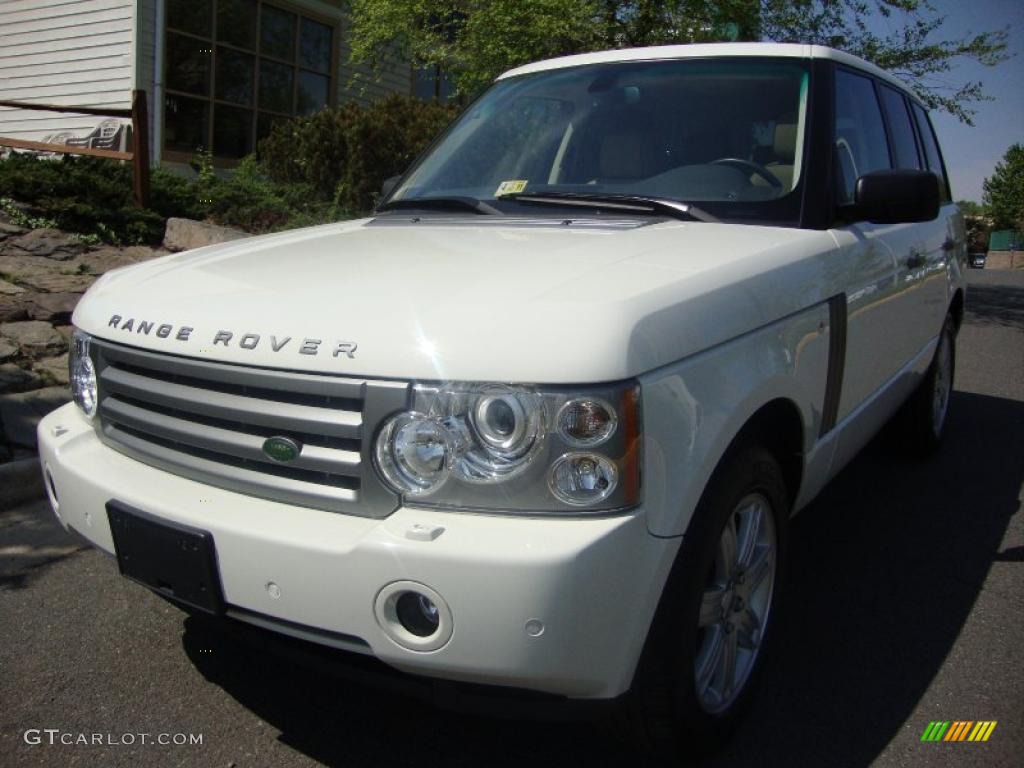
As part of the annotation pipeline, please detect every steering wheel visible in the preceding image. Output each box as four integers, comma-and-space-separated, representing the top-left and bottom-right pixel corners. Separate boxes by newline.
710, 157, 783, 189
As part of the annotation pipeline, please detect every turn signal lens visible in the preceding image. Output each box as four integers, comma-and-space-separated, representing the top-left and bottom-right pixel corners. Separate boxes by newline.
557, 398, 616, 446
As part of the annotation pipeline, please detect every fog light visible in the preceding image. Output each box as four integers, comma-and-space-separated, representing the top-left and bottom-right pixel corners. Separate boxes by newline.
549, 452, 618, 506
374, 581, 454, 652
396, 592, 440, 637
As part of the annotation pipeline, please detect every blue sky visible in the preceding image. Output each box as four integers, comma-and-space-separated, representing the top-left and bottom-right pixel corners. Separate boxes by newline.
877, 0, 1024, 202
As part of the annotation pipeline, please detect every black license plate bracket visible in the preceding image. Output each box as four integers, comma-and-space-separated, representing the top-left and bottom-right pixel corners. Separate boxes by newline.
106, 501, 225, 616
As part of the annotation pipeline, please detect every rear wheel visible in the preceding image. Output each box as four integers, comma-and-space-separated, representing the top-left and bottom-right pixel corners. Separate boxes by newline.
899, 314, 956, 453
622, 444, 789, 759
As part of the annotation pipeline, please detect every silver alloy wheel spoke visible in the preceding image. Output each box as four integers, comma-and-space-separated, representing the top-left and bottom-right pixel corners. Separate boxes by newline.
699, 587, 725, 627
736, 607, 762, 650
933, 334, 952, 430
694, 492, 777, 714
718, 628, 739, 702
695, 626, 724, 695
736, 499, 762, 567
719, 517, 739, 579
745, 546, 773, 593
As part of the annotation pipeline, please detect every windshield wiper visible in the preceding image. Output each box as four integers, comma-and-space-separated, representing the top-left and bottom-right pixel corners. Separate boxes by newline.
377, 196, 501, 215
501, 192, 718, 223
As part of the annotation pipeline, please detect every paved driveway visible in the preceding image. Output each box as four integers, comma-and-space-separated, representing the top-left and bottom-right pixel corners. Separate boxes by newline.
2, 269, 1022, 767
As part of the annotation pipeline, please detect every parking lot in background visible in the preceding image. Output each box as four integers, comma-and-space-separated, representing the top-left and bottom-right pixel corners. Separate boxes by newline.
2, 269, 1021, 768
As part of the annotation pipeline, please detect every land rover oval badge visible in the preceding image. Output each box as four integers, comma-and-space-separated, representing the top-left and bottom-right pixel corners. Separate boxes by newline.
263, 436, 301, 463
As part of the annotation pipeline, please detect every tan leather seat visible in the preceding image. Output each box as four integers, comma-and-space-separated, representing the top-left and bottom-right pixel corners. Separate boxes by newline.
752, 123, 797, 189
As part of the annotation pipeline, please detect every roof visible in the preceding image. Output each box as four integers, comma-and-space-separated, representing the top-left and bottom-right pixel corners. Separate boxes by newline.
497, 42, 916, 101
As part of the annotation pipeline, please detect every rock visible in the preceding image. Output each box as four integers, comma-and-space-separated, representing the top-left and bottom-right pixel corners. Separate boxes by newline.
55, 325, 75, 344
0, 338, 18, 362
13, 272, 95, 293
0, 295, 28, 323
121, 244, 164, 262
24, 292, 82, 323
0, 385, 70, 446
0, 278, 25, 295
0, 220, 26, 237
0, 253, 66, 284
164, 217, 248, 252
33, 353, 70, 385
5, 228, 87, 260
0, 320, 68, 357
67, 246, 153, 276
0, 363, 42, 394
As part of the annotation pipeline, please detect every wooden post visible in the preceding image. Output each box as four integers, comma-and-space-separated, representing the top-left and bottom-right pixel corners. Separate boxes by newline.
131, 90, 151, 208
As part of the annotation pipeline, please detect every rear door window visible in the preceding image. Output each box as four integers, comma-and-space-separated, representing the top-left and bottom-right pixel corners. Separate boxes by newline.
911, 102, 952, 202
879, 85, 922, 170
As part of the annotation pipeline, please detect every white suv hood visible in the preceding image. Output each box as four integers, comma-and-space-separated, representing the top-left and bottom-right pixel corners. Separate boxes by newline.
74, 217, 832, 383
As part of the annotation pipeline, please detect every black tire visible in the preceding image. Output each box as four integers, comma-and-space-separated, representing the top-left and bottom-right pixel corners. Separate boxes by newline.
899, 314, 956, 454
620, 444, 789, 761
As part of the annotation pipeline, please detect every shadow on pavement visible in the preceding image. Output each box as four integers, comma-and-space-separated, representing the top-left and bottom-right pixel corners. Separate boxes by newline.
964, 278, 1024, 330
180, 389, 1023, 768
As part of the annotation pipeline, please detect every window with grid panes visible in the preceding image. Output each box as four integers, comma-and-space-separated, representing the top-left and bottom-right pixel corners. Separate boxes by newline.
164, 0, 336, 160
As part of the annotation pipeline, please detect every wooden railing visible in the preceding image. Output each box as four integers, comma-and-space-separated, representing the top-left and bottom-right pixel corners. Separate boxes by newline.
0, 89, 150, 207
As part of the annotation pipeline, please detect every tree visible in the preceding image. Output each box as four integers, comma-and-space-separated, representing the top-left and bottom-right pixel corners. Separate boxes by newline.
348, 1, 1007, 123
982, 144, 1024, 231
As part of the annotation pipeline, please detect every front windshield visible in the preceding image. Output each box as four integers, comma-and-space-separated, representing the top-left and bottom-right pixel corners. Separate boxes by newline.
391, 58, 810, 218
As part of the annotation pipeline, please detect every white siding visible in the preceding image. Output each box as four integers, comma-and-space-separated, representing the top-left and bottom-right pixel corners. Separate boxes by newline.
338, 32, 412, 107
0, 0, 135, 143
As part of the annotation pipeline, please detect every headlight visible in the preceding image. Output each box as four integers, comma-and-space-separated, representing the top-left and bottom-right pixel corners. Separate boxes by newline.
374, 381, 641, 514
69, 330, 97, 419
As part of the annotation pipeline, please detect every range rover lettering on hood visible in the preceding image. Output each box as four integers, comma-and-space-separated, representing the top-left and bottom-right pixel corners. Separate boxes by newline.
106, 314, 357, 359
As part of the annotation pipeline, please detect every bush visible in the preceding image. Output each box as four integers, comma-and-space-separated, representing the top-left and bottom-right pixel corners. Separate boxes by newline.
259, 94, 458, 212
0, 153, 168, 244
0, 152, 349, 244
196, 154, 349, 233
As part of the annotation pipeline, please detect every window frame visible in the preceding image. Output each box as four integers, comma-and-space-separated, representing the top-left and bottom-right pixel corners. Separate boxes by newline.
877, 83, 924, 172
909, 100, 953, 203
162, 0, 339, 166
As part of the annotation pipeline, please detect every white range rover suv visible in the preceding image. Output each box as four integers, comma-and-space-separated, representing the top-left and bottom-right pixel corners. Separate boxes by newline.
39, 43, 964, 755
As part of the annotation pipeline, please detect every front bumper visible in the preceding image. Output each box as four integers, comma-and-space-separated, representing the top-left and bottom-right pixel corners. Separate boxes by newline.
38, 403, 678, 699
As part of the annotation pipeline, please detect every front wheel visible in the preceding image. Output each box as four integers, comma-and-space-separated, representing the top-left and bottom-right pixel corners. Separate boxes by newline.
622, 444, 789, 759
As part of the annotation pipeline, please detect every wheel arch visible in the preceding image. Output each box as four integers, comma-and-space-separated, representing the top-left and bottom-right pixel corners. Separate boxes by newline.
723, 398, 805, 510
949, 288, 965, 332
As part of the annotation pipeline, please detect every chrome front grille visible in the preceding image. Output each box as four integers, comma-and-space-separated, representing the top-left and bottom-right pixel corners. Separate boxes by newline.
93, 339, 409, 517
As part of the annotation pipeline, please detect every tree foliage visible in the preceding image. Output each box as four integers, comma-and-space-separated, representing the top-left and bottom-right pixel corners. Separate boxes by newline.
982, 144, 1024, 231
348, 0, 1008, 123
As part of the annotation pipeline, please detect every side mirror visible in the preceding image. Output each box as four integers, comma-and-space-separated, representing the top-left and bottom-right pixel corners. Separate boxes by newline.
381, 175, 401, 200
855, 169, 940, 224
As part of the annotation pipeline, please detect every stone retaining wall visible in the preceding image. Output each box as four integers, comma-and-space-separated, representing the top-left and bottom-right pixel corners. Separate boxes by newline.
0, 215, 247, 463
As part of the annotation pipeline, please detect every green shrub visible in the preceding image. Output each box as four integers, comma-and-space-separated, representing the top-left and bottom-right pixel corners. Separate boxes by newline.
259, 94, 459, 212
0, 153, 168, 244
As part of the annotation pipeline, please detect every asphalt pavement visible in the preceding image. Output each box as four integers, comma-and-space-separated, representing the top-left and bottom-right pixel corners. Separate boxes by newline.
2, 268, 1022, 767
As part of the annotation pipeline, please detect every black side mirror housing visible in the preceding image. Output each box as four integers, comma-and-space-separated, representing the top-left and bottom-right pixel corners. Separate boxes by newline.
381, 175, 401, 200
855, 169, 940, 224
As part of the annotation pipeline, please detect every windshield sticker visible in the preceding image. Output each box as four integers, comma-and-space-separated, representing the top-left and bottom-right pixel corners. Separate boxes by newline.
495, 179, 528, 196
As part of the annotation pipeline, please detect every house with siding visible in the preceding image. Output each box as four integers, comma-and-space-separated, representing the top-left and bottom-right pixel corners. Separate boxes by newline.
0, 0, 421, 167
